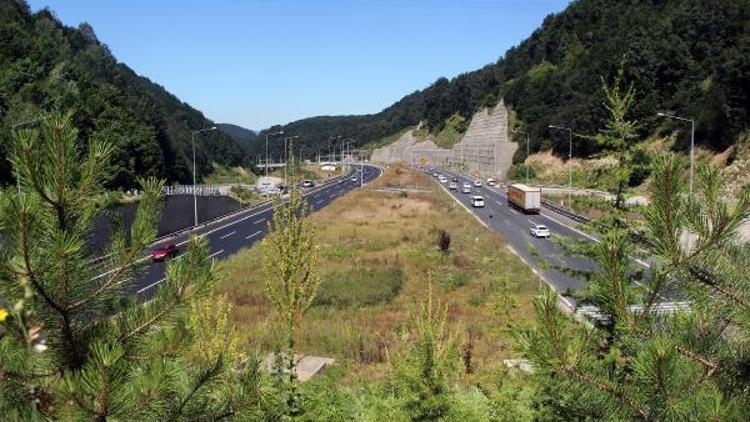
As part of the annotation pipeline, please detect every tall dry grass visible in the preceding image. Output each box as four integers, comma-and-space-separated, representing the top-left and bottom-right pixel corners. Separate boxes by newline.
217, 164, 540, 382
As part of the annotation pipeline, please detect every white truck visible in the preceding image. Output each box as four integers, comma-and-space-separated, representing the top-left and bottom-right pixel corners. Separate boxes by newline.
507, 184, 541, 214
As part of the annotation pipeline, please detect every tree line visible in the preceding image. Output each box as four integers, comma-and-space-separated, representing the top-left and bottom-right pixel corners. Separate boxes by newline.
0, 0, 248, 190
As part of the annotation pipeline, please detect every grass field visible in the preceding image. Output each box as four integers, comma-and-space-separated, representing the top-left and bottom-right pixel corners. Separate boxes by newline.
218, 164, 541, 382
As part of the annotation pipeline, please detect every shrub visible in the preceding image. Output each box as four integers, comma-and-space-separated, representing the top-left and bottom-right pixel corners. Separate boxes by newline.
436, 229, 451, 254
314, 267, 404, 307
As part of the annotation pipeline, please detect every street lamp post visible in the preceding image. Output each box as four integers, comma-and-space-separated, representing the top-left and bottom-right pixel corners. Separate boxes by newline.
549, 125, 573, 205
515, 129, 531, 184
284, 135, 299, 187
657, 112, 695, 196
265, 130, 284, 178
191, 126, 217, 227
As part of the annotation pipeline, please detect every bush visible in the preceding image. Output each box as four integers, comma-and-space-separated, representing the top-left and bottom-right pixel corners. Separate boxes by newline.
436, 229, 451, 254
314, 267, 404, 307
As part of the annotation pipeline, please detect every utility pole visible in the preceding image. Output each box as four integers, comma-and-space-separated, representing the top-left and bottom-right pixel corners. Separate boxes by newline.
549, 125, 573, 206
265, 130, 284, 177
191, 126, 217, 227
657, 112, 695, 196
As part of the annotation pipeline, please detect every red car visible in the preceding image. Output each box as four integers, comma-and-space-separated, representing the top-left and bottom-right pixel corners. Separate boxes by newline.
151, 243, 178, 262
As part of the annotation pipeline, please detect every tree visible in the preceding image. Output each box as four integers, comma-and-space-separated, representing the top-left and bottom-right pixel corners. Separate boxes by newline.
590, 64, 640, 210
261, 142, 321, 417
518, 154, 750, 420
393, 280, 459, 421
0, 113, 258, 419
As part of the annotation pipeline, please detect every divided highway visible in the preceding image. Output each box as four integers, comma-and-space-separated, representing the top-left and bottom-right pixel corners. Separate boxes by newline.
122, 165, 382, 297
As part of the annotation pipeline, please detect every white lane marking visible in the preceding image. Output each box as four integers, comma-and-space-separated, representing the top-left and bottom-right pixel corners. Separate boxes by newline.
246, 230, 262, 240
527, 219, 537, 225
328, 193, 337, 199
209, 249, 224, 259
316, 199, 324, 205
219, 230, 236, 240
137, 277, 165, 294
253, 218, 266, 224
496, 200, 504, 207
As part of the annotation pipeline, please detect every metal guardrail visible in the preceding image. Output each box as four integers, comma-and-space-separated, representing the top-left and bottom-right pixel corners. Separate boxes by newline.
163, 185, 221, 196
540, 198, 591, 223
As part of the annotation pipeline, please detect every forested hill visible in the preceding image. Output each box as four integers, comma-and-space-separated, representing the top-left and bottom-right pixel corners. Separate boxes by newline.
217, 123, 257, 152
0, 0, 246, 189
255, 0, 750, 162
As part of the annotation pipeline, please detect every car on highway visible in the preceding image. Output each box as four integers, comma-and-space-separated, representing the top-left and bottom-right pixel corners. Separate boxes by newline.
462, 185, 471, 194
439, 176, 447, 183
302, 179, 315, 187
350, 176, 358, 183
473, 179, 482, 187
452, 176, 459, 182
449, 182, 458, 190
470, 196, 485, 207
487, 178, 496, 186
432, 172, 438, 177
529, 224, 551, 238
151, 243, 178, 262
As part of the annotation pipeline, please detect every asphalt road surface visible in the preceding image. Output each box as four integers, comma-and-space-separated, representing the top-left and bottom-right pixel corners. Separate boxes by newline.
118, 165, 382, 298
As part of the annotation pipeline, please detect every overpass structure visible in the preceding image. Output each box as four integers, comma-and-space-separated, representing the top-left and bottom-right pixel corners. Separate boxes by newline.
371, 100, 518, 179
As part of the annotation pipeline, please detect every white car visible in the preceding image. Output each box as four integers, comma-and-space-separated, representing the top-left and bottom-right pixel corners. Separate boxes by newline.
302, 180, 314, 188
470, 196, 484, 207
351, 176, 358, 182
487, 178, 496, 186
473, 180, 482, 187
462, 186, 471, 194
530, 224, 550, 238
439, 177, 447, 184
449, 182, 458, 190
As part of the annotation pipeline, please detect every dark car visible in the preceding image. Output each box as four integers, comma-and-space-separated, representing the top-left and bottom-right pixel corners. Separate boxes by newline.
151, 243, 178, 262
452, 176, 459, 182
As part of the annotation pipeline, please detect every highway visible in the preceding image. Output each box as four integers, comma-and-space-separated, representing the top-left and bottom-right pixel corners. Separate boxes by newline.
425, 168, 604, 308
123, 165, 382, 297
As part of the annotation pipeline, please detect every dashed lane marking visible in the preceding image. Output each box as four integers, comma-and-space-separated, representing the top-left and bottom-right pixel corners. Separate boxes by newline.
219, 231, 236, 240
245, 230, 262, 240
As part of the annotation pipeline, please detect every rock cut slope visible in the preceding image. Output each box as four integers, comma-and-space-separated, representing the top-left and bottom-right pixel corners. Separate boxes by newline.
372, 101, 517, 179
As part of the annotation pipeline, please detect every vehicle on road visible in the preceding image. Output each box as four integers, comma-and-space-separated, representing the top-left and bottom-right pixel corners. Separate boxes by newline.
470, 196, 485, 207
432, 172, 438, 177
462, 186, 471, 194
530, 224, 550, 238
473, 179, 482, 187
487, 178, 496, 186
452, 176, 459, 182
507, 183, 542, 213
439, 176, 447, 183
350, 176, 358, 182
151, 243, 178, 262
302, 179, 315, 188
449, 182, 458, 190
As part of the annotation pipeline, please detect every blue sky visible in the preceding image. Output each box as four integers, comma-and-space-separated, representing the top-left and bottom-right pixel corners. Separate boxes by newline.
29, 0, 569, 130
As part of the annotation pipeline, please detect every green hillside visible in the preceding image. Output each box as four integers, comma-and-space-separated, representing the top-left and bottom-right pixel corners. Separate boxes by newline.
0, 0, 247, 189
254, 0, 750, 163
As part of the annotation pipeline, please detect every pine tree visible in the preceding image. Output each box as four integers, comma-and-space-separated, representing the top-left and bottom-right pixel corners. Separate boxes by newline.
590, 64, 641, 211
394, 280, 459, 421
517, 154, 750, 420
0, 113, 258, 419
261, 141, 321, 417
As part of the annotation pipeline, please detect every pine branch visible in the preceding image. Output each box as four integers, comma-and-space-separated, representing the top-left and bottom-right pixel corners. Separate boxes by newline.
564, 366, 649, 419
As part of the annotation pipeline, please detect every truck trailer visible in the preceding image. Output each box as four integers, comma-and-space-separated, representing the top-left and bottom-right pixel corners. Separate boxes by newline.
507, 184, 541, 213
